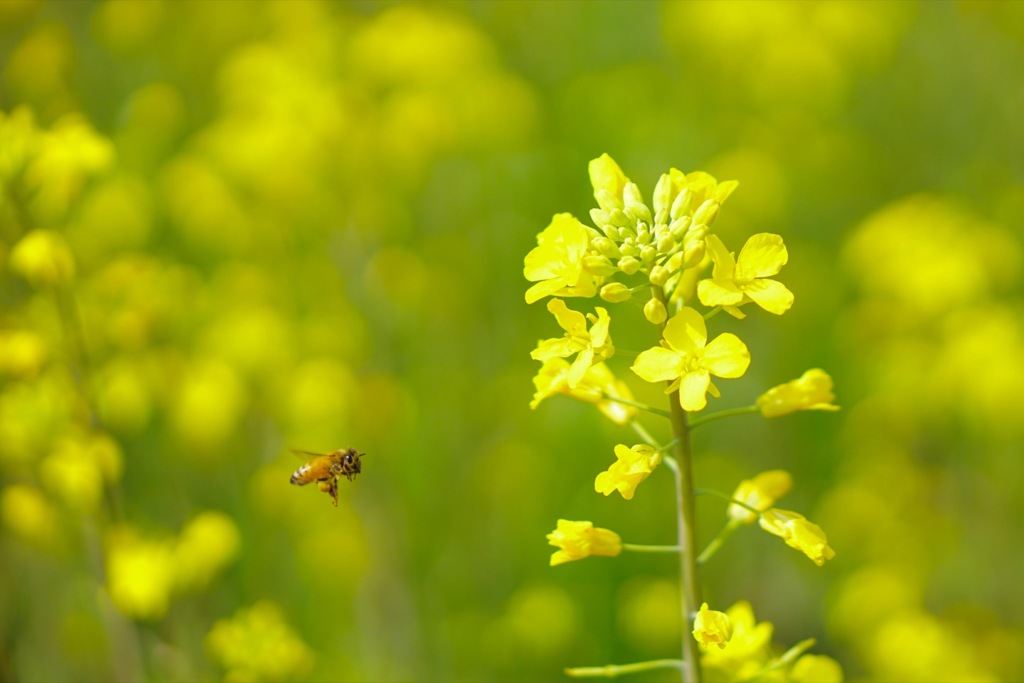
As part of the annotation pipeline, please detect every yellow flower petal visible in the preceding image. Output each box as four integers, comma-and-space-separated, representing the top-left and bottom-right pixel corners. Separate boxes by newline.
728, 470, 793, 524
759, 509, 836, 566
547, 519, 622, 566
693, 602, 733, 649
663, 307, 706, 352
742, 279, 794, 315
595, 444, 661, 500
697, 278, 745, 308
679, 370, 711, 411
588, 153, 629, 209
757, 369, 839, 418
632, 347, 684, 383
735, 233, 788, 280
702, 333, 750, 379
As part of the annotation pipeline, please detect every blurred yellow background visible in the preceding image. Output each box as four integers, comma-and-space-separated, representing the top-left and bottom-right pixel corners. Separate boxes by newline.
2, 1, 1023, 681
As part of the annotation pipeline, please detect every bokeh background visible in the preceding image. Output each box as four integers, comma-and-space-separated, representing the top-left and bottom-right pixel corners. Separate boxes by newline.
2, 1, 1024, 681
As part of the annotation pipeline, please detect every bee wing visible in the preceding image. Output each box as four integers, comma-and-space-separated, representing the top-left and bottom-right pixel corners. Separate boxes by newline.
290, 449, 325, 458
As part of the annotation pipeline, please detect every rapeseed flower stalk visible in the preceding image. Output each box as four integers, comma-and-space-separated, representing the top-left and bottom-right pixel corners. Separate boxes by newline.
526, 155, 841, 682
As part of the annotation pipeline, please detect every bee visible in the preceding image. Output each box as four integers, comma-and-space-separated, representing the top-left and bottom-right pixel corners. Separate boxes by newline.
290, 447, 363, 506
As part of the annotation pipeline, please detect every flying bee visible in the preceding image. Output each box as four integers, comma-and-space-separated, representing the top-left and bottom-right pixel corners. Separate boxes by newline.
290, 447, 363, 506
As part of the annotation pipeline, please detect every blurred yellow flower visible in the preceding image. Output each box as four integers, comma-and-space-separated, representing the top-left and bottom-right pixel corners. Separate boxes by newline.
698, 233, 793, 316
1, 484, 59, 549
173, 510, 241, 592
206, 601, 312, 682
728, 470, 793, 524
524, 213, 599, 304
693, 602, 732, 649
759, 508, 836, 566
631, 307, 750, 411
757, 369, 840, 418
530, 359, 637, 425
0, 330, 48, 378
106, 532, 175, 621
792, 653, 845, 683
546, 519, 622, 566
594, 444, 661, 501
9, 229, 76, 287
531, 298, 613, 388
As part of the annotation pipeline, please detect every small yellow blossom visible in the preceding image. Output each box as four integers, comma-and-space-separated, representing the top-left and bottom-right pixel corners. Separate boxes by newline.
524, 213, 600, 304
106, 531, 176, 621
531, 298, 613, 388
701, 601, 773, 672
757, 369, 840, 418
9, 230, 76, 287
530, 359, 637, 425
631, 307, 750, 411
206, 601, 313, 682
693, 602, 733, 649
792, 654, 845, 683
728, 470, 793, 524
759, 508, 836, 566
698, 233, 794, 317
595, 444, 661, 500
546, 519, 622, 566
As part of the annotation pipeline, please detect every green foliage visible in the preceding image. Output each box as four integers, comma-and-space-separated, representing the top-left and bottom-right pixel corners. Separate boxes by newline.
2, 1, 1024, 681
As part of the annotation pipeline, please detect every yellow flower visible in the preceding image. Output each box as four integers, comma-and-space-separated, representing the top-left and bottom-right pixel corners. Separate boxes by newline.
530, 359, 637, 425
759, 508, 836, 566
728, 470, 793, 524
589, 153, 630, 211
531, 298, 613, 388
792, 654, 845, 683
631, 307, 750, 411
595, 444, 661, 500
546, 519, 622, 566
701, 601, 773, 672
757, 369, 840, 418
206, 601, 313, 682
697, 233, 793, 317
9, 230, 76, 287
524, 213, 600, 304
693, 602, 733, 649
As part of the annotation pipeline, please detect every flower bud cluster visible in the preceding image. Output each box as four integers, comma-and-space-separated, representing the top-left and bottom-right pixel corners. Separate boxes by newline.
586, 155, 737, 310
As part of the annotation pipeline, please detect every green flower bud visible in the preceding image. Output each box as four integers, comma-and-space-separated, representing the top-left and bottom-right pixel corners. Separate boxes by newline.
591, 236, 621, 259
692, 199, 720, 226
670, 187, 694, 220
652, 173, 673, 216
656, 235, 676, 254
624, 182, 652, 225
595, 188, 622, 213
620, 241, 639, 258
649, 264, 670, 286
644, 297, 667, 325
617, 256, 641, 275
683, 239, 706, 269
666, 251, 685, 272
654, 208, 670, 227
603, 224, 621, 241
590, 208, 612, 229
583, 254, 618, 276
670, 215, 691, 240
636, 224, 652, 245
640, 245, 657, 263
609, 208, 633, 230
599, 282, 633, 303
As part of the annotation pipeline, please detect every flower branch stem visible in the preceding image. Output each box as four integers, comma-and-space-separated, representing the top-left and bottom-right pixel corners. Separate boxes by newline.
688, 405, 759, 429
696, 520, 740, 566
622, 543, 681, 554
566, 659, 684, 678
605, 394, 671, 418
655, 288, 703, 683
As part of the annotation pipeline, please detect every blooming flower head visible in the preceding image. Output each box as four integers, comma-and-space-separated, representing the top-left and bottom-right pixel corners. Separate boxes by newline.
595, 444, 661, 500
530, 359, 637, 425
546, 519, 622, 566
759, 508, 836, 566
531, 298, 613, 388
631, 307, 750, 411
697, 233, 794, 317
728, 470, 793, 524
700, 601, 774, 678
757, 369, 840, 418
693, 603, 733, 649
524, 213, 600, 304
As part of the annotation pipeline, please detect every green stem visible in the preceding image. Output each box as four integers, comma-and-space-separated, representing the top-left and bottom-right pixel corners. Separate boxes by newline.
622, 543, 681, 554
696, 520, 741, 566
603, 394, 671, 418
566, 659, 684, 678
688, 405, 759, 429
654, 287, 702, 683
